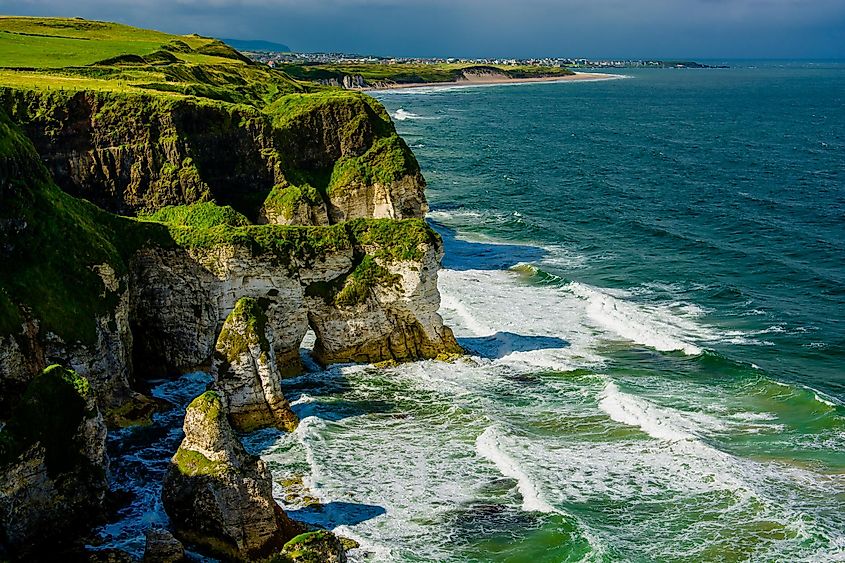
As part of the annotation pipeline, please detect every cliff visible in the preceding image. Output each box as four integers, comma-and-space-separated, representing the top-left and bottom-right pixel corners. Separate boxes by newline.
0, 16, 461, 560
0, 88, 427, 224
277, 62, 576, 89
0, 117, 460, 409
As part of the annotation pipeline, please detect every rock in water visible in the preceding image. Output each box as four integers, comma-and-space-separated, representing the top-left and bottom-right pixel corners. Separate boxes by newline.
281, 531, 347, 563
0, 365, 108, 559
143, 527, 185, 562
162, 391, 299, 560
212, 297, 298, 433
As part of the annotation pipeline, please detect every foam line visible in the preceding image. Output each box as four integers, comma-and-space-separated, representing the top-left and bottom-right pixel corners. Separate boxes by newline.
476, 426, 556, 513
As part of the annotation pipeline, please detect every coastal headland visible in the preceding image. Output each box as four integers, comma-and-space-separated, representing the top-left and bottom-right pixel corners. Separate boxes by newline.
0, 15, 462, 561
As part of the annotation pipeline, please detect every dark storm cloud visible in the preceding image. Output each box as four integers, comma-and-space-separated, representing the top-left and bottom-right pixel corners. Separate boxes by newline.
3, 0, 844, 58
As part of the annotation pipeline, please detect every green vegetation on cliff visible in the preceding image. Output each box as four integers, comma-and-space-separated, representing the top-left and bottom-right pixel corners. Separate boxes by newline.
0, 16, 306, 105
0, 18, 421, 223
216, 297, 272, 363
142, 201, 250, 229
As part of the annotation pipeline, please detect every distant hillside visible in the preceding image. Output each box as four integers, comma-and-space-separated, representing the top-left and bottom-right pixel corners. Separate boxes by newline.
220, 38, 290, 52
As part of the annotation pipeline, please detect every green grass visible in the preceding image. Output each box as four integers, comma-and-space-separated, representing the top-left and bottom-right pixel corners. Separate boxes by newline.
0, 17, 214, 68
0, 17, 308, 105
141, 201, 250, 229
328, 135, 418, 196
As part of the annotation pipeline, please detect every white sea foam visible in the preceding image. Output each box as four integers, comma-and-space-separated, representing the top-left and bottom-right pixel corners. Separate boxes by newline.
475, 426, 556, 513
567, 281, 710, 355
597, 381, 731, 441
392, 108, 431, 121
729, 411, 779, 422
813, 393, 839, 407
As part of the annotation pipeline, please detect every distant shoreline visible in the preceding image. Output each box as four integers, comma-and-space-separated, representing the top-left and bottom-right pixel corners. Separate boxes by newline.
364, 72, 621, 91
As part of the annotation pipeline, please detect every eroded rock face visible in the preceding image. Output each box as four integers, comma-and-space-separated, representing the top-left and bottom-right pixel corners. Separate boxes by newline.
212, 297, 298, 433
307, 236, 463, 365
326, 174, 429, 224
0, 89, 427, 225
0, 365, 108, 559
162, 391, 299, 560
129, 221, 460, 380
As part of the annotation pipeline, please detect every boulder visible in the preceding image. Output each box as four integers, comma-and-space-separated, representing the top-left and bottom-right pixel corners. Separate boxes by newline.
143, 527, 185, 563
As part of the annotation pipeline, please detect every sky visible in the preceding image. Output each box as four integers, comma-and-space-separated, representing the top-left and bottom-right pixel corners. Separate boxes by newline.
3, 0, 844, 59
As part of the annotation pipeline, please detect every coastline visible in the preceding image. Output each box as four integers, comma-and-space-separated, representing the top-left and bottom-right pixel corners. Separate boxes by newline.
364, 71, 621, 91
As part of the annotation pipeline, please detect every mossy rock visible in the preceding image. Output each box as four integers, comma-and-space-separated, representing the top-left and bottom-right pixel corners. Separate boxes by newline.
188, 389, 223, 420
103, 393, 167, 428
216, 297, 271, 364
280, 530, 346, 563
172, 447, 227, 478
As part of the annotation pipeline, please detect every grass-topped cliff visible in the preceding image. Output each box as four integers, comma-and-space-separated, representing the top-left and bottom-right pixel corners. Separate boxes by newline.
0, 16, 460, 561
0, 16, 449, 406
0, 17, 425, 223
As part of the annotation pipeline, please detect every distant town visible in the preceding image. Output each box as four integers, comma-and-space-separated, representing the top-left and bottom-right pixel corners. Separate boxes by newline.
245, 51, 727, 70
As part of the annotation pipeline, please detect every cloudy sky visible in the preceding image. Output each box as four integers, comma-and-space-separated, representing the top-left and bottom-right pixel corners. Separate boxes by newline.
4, 0, 844, 59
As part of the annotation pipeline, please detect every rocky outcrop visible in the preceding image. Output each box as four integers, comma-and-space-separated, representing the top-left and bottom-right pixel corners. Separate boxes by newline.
212, 297, 298, 433
143, 527, 185, 563
162, 391, 300, 560
129, 219, 461, 379
0, 365, 108, 559
317, 75, 367, 90
307, 228, 463, 364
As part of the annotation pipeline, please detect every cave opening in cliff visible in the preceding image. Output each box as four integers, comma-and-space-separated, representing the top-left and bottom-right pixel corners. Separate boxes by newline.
298, 328, 321, 372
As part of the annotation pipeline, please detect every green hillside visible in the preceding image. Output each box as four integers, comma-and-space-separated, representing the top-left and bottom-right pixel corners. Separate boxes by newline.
0, 16, 308, 104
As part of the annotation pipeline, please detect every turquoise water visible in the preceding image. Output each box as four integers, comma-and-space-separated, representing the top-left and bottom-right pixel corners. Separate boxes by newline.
100, 65, 845, 561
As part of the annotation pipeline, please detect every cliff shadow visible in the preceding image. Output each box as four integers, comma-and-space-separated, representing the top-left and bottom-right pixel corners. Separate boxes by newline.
286, 501, 386, 528
459, 331, 569, 359
429, 220, 548, 271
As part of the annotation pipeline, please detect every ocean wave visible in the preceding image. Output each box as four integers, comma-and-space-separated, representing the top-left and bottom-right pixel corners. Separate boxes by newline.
475, 426, 556, 513
567, 281, 710, 355
597, 380, 728, 442
392, 108, 434, 121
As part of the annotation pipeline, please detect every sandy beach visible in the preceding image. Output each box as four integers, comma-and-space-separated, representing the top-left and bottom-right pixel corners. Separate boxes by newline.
365, 72, 620, 91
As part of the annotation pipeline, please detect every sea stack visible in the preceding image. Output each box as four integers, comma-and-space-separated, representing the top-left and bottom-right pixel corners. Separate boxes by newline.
161, 391, 299, 560
212, 297, 298, 433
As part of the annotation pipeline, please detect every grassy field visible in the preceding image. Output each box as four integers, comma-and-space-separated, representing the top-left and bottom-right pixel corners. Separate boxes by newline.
0, 16, 308, 103
0, 17, 207, 68
278, 62, 575, 86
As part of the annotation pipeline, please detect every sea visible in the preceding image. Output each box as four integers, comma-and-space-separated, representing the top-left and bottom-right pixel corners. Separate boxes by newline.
99, 62, 845, 562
